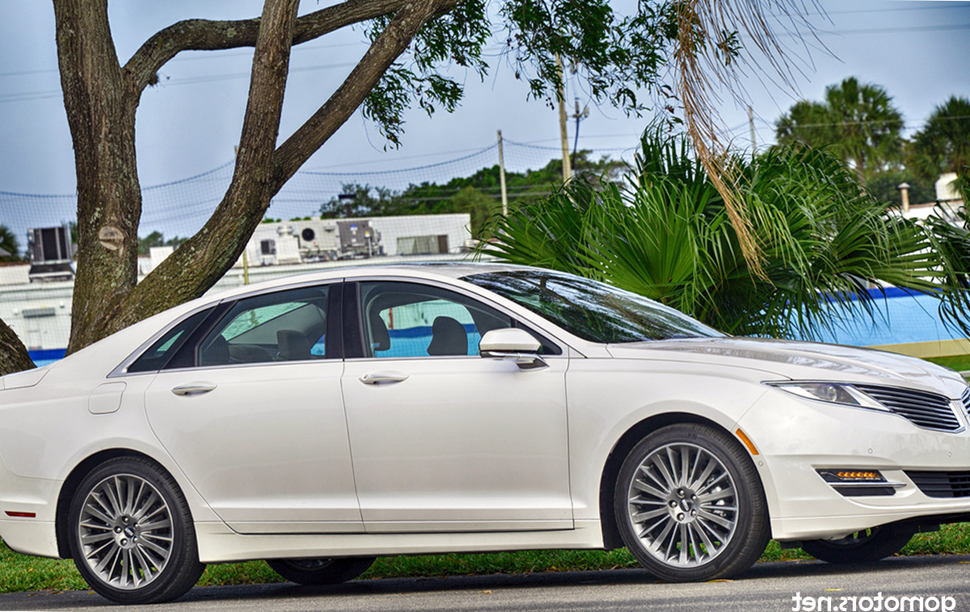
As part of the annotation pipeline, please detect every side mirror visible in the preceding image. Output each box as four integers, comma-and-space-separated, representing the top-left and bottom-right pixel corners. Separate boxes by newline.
479, 328, 547, 370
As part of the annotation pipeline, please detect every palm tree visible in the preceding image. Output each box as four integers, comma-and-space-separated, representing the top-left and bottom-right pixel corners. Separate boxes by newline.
776, 77, 904, 185
775, 100, 832, 149
482, 130, 949, 339
910, 96, 970, 200
0, 225, 20, 262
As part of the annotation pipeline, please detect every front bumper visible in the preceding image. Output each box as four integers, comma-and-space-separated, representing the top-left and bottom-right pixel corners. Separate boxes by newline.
738, 388, 970, 541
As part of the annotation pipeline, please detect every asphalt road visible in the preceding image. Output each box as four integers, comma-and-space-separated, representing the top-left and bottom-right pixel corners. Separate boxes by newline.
3, 555, 970, 612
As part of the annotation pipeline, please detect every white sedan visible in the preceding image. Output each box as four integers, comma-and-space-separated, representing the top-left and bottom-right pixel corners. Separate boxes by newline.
2, 264, 970, 604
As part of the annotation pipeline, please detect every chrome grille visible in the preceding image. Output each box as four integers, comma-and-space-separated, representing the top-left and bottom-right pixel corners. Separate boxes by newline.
853, 384, 961, 432
962, 387, 970, 416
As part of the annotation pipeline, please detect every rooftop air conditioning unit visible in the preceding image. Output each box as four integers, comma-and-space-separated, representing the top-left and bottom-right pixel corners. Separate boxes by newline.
27, 225, 75, 283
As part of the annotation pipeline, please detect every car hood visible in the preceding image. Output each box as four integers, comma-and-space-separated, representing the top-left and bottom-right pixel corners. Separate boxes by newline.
607, 337, 968, 398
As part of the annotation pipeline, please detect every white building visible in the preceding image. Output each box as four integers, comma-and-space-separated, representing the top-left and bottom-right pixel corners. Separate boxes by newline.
0, 214, 477, 359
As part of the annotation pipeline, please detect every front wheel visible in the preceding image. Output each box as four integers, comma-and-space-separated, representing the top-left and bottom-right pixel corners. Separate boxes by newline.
68, 457, 205, 604
267, 557, 376, 585
802, 524, 916, 564
614, 423, 770, 582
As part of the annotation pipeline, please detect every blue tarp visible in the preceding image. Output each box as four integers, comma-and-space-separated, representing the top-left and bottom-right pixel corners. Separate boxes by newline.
790, 287, 968, 346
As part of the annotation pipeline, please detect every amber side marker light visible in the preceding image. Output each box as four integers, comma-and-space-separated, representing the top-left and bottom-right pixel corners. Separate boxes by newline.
816, 469, 899, 497
833, 471, 882, 481
735, 429, 759, 455
5, 511, 36, 518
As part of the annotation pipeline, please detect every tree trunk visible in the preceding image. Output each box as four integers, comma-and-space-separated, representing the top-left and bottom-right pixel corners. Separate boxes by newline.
0, 320, 35, 374
54, 0, 142, 354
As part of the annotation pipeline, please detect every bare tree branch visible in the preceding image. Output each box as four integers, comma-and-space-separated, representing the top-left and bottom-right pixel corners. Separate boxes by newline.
124, 0, 408, 98
98, 0, 461, 335
0, 319, 34, 376
108, 0, 303, 335
271, 0, 462, 189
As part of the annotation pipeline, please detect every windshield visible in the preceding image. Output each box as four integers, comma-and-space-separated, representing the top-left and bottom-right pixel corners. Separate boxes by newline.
463, 270, 724, 344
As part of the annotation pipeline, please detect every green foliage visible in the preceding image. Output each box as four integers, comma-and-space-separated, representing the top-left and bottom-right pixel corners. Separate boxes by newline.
775, 77, 904, 183
483, 129, 953, 339
0, 225, 20, 261
867, 170, 936, 207
909, 96, 970, 191
361, 0, 682, 145
137, 231, 186, 256
921, 207, 970, 335
318, 153, 627, 238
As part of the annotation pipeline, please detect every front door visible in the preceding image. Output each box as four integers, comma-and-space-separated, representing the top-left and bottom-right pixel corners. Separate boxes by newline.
341, 280, 572, 533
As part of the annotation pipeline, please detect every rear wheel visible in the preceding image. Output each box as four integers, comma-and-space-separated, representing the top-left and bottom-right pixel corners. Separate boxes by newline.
267, 557, 376, 585
68, 457, 205, 604
614, 423, 770, 582
802, 524, 916, 564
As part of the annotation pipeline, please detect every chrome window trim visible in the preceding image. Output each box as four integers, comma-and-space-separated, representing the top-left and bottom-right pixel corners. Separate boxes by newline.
107, 304, 217, 379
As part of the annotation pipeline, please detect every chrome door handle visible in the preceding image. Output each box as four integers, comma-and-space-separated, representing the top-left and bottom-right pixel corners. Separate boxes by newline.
359, 372, 409, 385
171, 383, 216, 396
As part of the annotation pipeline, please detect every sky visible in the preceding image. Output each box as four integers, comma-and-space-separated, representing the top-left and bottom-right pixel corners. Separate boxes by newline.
0, 0, 968, 202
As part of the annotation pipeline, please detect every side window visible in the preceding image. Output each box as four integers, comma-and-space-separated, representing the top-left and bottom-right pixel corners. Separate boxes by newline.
359, 282, 512, 358
127, 308, 213, 373
198, 285, 330, 367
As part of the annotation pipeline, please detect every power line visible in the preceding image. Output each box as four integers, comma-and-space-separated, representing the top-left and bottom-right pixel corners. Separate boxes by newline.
813, 23, 970, 36
0, 61, 362, 104
821, 4, 970, 17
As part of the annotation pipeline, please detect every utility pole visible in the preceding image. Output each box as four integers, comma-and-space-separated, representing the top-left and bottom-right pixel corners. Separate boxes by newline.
748, 105, 757, 157
556, 55, 572, 182
571, 97, 589, 171
235, 144, 249, 285
497, 130, 509, 217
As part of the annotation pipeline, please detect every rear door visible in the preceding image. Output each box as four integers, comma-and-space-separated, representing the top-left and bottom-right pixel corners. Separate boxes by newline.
144, 283, 362, 534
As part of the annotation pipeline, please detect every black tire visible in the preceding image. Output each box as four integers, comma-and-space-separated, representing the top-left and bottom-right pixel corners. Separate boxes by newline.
68, 456, 206, 604
802, 524, 916, 564
614, 423, 770, 582
267, 557, 376, 585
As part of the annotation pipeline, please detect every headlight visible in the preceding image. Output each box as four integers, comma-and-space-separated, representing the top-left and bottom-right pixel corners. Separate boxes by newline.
766, 382, 889, 412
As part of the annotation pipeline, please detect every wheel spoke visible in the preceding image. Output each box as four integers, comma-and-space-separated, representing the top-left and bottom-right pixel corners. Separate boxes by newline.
691, 521, 716, 557
696, 472, 729, 496
132, 491, 162, 522
678, 524, 689, 564
632, 507, 670, 522
650, 455, 677, 490
631, 479, 667, 499
80, 531, 113, 546
698, 487, 734, 503
82, 500, 114, 525
103, 478, 124, 517
687, 459, 716, 492
697, 509, 735, 530
139, 535, 172, 557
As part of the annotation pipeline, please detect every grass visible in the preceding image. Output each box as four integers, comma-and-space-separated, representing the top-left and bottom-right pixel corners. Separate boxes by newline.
5, 525, 970, 593
923, 354, 970, 373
